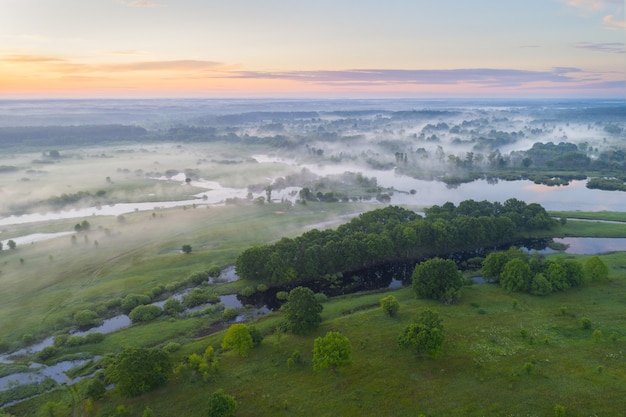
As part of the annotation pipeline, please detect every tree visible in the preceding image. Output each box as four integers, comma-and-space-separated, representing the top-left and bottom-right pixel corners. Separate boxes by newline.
206, 389, 237, 417
584, 256, 608, 281
398, 309, 444, 357
380, 295, 400, 316
182, 244, 192, 254
7, 240, 16, 250
500, 258, 532, 293
530, 273, 552, 296
282, 286, 323, 334
105, 347, 172, 397
221, 324, 254, 357
412, 257, 463, 304
313, 331, 352, 372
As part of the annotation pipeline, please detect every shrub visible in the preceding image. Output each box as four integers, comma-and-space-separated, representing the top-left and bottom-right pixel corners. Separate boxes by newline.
188, 271, 208, 286
66, 335, 86, 347
580, 317, 592, 330
74, 310, 101, 327
238, 286, 255, 297
129, 304, 163, 323
121, 294, 152, 314
53, 334, 69, 348
37, 346, 58, 361
85, 332, 105, 344
163, 342, 181, 353
276, 291, 289, 301
222, 308, 239, 321
206, 389, 237, 417
248, 325, 263, 346
380, 295, 400, 317
183, 288, 211, 308
164, 298, 184, 316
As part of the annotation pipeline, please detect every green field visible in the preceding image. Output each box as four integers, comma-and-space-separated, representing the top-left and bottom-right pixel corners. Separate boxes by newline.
2, 142, 626, 416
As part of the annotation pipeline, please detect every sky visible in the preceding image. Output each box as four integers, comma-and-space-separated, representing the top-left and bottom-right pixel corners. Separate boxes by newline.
0, 0, 624, 99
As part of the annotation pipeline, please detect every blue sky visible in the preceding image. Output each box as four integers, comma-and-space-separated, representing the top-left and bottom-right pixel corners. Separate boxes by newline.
0, 0, 624, 98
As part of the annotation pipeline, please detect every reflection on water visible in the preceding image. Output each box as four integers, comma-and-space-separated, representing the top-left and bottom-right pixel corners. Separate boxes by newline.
549, 237, 626, 255
2, 156, 626, 227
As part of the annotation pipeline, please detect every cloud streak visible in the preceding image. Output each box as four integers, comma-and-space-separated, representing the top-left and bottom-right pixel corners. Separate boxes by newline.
229, 68, 590, 88
575, 41, 625, 53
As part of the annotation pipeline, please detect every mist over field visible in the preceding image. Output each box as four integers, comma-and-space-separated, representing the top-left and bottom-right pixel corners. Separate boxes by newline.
0, 98, 625, 416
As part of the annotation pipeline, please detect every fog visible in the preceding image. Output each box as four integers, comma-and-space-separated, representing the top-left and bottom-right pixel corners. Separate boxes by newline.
1, 99, 624, 224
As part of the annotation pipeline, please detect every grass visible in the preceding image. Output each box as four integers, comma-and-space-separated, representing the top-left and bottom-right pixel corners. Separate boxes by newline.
2, 143, 626, 416
15, 276, 621, 417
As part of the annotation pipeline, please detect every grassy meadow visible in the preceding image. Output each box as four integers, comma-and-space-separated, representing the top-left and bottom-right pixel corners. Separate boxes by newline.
1, 143, 626, 416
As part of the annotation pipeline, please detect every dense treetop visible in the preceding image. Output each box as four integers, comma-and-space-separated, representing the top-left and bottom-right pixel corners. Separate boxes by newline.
236, 199, 556, 286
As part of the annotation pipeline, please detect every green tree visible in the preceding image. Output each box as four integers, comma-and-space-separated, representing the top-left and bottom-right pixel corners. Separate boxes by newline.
142, 408, 154, 417
584, 256, 608, 281
7, 239, 16, 250
500, 258, 532, 293
182, 244, 192, 254
380, 295, 400, 316
283, 286, 323, 334
530, 273, 552, 295
206, 389, 237, 417
221, 323, 254, 357
398, 309, 444, 357
105, 347, 172, 397
312, 331, 352, 372
412, 257, 463, 304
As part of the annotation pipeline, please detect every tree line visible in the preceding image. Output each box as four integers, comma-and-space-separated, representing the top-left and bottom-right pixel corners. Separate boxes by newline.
235, 199, 556, 286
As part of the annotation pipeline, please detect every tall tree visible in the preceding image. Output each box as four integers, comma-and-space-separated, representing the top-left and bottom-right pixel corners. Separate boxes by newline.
584, 256, 609, 281
105, 347, 172, 397
282, 286, 323, 334
398, 309, 444, 357
412, 257, 463, 304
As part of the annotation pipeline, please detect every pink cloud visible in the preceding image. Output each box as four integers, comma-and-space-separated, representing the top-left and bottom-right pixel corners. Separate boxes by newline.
603, 14, 625, 29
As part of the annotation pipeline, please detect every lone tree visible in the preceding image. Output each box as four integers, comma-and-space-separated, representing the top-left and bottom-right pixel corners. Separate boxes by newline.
206, 389, 237, 417
412, 257, 463, 304
380, 295, 400, 317
313, 331, 352, 373
584, 256, 609, 281
398, 309, 444, 357
7, 240, 16, 250
282, 286, 323, 334
221, 324, 254, 357
105, 347, 172, 397
182, 244, 192, 254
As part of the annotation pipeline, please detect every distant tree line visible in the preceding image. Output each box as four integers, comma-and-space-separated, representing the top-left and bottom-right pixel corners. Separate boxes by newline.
235, 199, 556, 286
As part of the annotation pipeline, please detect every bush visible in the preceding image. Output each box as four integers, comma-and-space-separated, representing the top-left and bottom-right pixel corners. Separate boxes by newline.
164, 298, 185, 316
74, 310, 101, 327
66, 335, 86, 347
239, 286, 256, 297
129, 304, 163, 323
163, 342, 181, 353
248, 325, 263, 346
222, 308, 239, 321
187, 271, 208, 286
380, 295, 400, 317
53, 334, 69, 348
37, 346, 58, 361
580, 317, 592, 330
121, 294, 151, 314
183, 288, 211, 308
206, 389, 237, 417
85, 332, 105, 344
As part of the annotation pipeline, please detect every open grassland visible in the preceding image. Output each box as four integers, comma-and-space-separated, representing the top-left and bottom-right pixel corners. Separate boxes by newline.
550, 210, 626, 223
12, 268, 625, 417
0, 201, 374, 346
